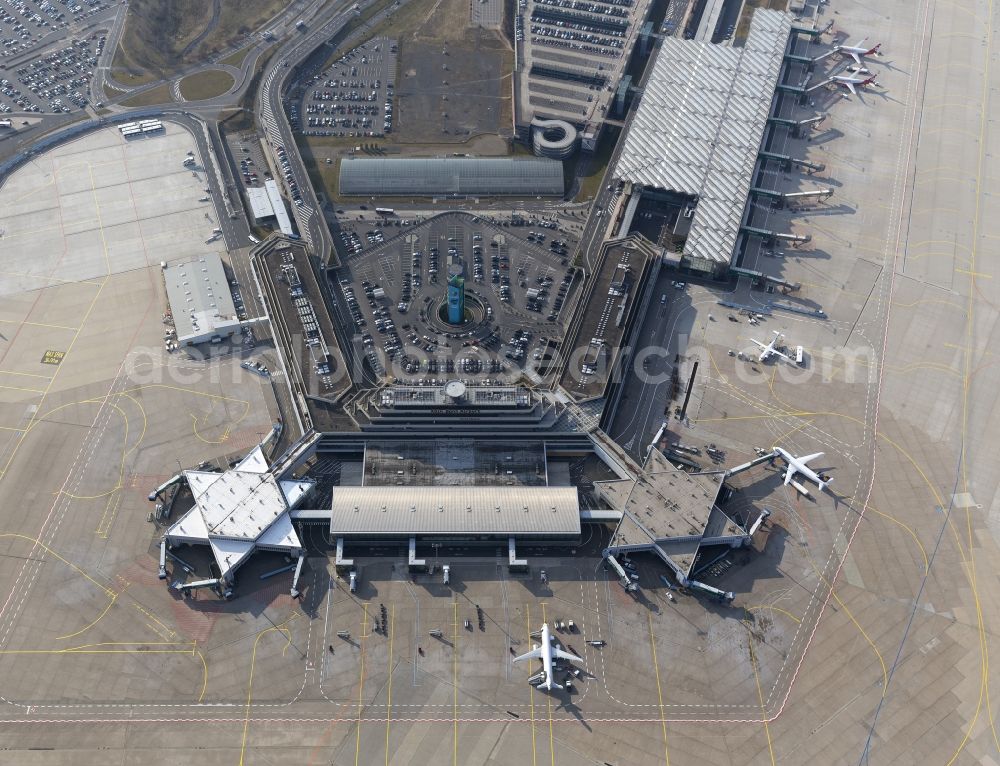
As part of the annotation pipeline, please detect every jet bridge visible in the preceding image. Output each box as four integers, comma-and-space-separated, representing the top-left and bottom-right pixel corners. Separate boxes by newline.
740, 225, 812, 245
758, 150, 826, 174
767, 114, 825, 137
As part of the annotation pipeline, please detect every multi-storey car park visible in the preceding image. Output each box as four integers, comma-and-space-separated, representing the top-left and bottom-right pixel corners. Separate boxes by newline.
513, 0, 658, 153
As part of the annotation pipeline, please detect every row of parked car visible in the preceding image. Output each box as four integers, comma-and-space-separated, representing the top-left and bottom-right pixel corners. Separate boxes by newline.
274, 144, 304, 207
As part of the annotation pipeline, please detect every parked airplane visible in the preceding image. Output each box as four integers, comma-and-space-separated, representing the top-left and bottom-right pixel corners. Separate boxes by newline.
751, 331, 795, 363
513, 622, 583, 691
835, 38, 882, 65
774, 447, 832, 492
831, 73, 878, 96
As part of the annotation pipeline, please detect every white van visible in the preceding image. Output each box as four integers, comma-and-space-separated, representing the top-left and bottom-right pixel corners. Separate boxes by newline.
795, 345, 804, 365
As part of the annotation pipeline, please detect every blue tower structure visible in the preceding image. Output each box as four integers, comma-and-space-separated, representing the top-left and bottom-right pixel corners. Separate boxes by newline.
447, 267, 465, 324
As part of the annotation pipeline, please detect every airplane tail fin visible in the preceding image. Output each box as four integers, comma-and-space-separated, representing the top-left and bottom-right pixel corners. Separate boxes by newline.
868, 43, 882, 55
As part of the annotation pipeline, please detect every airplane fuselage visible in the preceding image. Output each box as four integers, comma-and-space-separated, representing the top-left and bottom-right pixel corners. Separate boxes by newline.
539, 623, 556, 690
775, 447, 828, 491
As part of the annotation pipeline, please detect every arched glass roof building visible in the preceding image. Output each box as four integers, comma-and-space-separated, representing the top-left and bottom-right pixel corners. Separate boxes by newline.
338, 157, 565, 197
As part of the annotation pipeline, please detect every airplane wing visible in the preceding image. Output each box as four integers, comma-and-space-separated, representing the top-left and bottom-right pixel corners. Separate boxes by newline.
849, 51, 861, 64
750, 339, 767, 349
783, 465, 795, 485
799, 452, 824, 465
513, 647, 542, 664
773, 349, 796, 363
844, 82, 858, 96
553, 647, 583, 663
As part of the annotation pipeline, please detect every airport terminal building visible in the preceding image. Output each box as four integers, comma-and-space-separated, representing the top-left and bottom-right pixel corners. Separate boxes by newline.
610, 9, 794, 275
157, 383, 771, 597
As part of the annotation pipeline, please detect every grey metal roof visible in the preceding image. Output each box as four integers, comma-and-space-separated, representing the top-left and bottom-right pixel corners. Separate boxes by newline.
338, 157, 565, 197
329, 486, 581, 535
614, 9, 791, 266
163, 253, 241, 343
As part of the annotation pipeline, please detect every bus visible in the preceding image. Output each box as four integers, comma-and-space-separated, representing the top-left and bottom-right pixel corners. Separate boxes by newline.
248, 234, 260, 244
375, 207, 395, 216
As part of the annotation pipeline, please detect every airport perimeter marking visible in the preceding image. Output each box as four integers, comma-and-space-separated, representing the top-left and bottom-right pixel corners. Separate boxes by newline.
647, 612, 671, 766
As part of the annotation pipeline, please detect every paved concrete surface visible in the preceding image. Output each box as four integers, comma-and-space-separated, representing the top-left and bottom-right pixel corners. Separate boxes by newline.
3, 0, 1000, 762
1, 122, 229, 294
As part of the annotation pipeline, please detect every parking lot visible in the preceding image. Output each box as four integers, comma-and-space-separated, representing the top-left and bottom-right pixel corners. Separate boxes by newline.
224, 129, 271, 200
293, 36, 396, 139
0, 30, 101, 114
272, 139, 305, 208
331, 212, 578, 381
0, 0, 110, 59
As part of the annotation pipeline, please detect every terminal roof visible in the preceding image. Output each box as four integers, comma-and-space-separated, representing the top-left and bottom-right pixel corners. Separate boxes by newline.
163, 253, 240, 344
247, 186, 274, 221
613, 9, 791, 267
598, 449, 745, 577
165, 445, 314, 580
330, 486, 581, 536
264, 179, 294, 236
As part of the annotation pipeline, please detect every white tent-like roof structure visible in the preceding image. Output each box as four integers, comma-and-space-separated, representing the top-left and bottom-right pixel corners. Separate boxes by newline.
165, 445, 313, 582
613, 9, 791, 269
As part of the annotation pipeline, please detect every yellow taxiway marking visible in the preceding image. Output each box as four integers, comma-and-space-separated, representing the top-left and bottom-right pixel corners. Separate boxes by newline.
385, 603, 395, 766
453, 598, 459, 766
0, 370, 52, 380
238, 618, 295, 766
0, 383, 45, 395
647, 612, 671, 765
55, 591, 118, 641
540, 602, 554, 766
354, 603, 369, 766
526, 603, 537, 766
0, 318, 79, 332
955, 268, 992, 278
747, 629, 776, 766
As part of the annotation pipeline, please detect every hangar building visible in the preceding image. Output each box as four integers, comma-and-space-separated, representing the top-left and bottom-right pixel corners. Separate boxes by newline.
163, 253, 241, 345
338, 157, 565, 197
